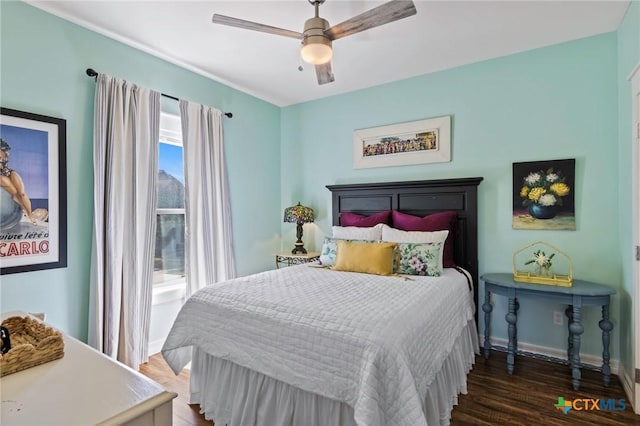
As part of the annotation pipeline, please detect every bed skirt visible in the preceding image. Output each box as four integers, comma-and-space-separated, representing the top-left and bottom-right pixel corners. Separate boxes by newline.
190, 319, 478, 426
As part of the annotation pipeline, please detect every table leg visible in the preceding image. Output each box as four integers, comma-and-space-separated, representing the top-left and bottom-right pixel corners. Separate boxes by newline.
565, 306, 574, 360
506, 297, 518, 375
569, 305, 584, 390
599, 303, 613, 387
514, 299, 520, 350
482, 288, 492, 359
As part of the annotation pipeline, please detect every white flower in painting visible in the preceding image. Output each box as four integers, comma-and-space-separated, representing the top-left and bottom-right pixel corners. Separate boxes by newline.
538, 194, 557, 206
525, 172, 541, 185
546, 173, 559, 183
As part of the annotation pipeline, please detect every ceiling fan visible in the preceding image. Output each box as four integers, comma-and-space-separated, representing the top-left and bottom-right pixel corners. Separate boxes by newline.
212, 0, 417, 85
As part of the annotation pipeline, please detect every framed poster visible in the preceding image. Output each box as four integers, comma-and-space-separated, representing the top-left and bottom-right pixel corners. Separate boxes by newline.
512, 158, 575, 230
353, 116, 451, 169
0, 107, 67, 274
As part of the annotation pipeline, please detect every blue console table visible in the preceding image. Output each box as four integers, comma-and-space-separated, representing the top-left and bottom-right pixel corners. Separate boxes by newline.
481, 273, 615, 390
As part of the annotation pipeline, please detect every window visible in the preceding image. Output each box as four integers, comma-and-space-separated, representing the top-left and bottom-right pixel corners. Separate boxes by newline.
154, 113, 185, 287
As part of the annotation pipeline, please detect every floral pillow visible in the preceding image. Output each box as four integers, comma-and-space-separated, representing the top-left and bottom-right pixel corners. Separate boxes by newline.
391, 210, 457, 268
395, 242, 443, 276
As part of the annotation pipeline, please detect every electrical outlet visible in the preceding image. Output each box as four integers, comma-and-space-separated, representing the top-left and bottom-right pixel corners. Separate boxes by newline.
553, 311, 564, 326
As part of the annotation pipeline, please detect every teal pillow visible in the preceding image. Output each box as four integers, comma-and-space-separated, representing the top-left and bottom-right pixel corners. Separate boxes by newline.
395, 242, 443, 276
319, 237, 339, 266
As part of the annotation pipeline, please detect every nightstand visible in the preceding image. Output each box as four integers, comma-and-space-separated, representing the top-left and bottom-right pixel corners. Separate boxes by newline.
275, 252, 320, 269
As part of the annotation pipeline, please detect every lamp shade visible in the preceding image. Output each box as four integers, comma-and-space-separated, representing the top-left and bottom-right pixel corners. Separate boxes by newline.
283, 202, 314, 224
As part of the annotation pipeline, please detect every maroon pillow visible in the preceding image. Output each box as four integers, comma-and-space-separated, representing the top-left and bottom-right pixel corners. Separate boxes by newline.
392, 210, 457, 268
340, 210, 391, 227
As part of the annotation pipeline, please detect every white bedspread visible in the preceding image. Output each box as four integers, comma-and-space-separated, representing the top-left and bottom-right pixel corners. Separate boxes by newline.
162, 265, 476, 426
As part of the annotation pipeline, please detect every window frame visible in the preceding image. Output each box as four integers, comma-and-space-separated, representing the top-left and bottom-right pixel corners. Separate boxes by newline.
154, 113, 186, 290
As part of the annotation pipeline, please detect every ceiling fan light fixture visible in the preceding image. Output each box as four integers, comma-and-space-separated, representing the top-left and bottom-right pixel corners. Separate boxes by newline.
300, 15, 332, 65
212, 0, 418, 85
301, 37, 332, 65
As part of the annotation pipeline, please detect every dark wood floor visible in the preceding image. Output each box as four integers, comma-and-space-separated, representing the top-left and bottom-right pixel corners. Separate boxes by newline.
452, 351, 638, 425
140, 350, 640, 425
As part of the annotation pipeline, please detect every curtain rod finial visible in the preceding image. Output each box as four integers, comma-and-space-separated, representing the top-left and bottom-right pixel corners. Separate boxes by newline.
86, 68, 98, 77
224, 112, 233, 118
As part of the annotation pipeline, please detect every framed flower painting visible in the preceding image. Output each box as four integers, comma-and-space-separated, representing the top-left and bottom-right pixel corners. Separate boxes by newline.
512, 159, 575, 230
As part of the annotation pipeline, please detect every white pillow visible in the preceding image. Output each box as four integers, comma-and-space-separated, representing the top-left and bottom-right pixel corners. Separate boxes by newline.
381, 224, 448, 269
332, 223, 383, 241
381, 224, 448, 243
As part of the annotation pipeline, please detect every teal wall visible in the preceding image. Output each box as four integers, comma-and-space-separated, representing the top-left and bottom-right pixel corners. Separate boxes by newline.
617, 1, 640, 385
0, 2, 282, 340
282, 33, 621, 359
1, 1, 637, 370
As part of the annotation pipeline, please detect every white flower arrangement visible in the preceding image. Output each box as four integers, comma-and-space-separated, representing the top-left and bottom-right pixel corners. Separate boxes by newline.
513, 241, 573, 287
524, 249, 555, 276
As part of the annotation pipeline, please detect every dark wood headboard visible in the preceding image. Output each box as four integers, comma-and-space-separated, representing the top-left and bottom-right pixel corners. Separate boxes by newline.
326, 177, 483, 321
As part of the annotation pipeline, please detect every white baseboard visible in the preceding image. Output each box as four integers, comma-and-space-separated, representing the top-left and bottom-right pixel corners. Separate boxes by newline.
618, 363, 636, 412
148, 338, 165, 357
486, 335, 619, 375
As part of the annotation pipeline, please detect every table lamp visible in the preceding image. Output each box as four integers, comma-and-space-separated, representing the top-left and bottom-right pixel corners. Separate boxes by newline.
283, 202, 314, 254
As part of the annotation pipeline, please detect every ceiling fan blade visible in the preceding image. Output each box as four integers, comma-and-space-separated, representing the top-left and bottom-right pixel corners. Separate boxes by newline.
315, 62, 335, 85
212, 14, 303, 40
324, 0, 417, 41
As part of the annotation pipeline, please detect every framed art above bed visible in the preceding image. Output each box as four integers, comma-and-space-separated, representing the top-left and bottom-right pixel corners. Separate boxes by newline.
352, 116, 451, 169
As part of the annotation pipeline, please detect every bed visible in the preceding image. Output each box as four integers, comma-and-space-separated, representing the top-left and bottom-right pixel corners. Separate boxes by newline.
163, 177, 483, 426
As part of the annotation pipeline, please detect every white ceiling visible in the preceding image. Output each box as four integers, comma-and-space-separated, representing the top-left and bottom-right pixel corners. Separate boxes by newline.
27, 1, 629, 107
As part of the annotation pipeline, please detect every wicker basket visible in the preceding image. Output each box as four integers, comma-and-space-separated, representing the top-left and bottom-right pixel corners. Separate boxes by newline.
0, 315, 64, 377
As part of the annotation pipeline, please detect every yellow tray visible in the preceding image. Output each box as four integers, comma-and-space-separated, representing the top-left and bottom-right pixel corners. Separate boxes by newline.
513, 270, 572, 287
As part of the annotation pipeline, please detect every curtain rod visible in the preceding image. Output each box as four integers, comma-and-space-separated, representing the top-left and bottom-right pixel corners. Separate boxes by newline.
85, 68, 233, 118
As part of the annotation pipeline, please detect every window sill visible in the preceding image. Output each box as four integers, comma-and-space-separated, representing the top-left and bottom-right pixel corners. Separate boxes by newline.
152, 282, 186, 305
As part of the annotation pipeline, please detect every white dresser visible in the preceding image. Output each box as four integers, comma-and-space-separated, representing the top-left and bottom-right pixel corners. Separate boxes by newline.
0, 312, 177, 425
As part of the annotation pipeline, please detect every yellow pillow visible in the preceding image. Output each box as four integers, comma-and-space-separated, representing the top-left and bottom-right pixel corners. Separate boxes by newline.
332, 241, 397, 276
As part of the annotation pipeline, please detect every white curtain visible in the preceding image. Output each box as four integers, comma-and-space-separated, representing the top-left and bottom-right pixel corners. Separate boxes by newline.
88, 74, 160, 369
180, 100, 235, 296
